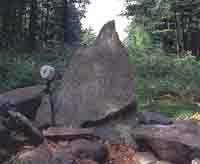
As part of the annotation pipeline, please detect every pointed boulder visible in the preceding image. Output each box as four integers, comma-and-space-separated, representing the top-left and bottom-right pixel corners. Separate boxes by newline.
36, 20, 136, 127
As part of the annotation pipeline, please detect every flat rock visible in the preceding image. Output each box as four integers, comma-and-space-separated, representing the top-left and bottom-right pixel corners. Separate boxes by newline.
155, 161, 174, 164
43, 126, 94, 139
0, 85, 45, 119
42, 125, 138, 149
35, 20, 136, 127
134, 121, 200, 164
93, 125, 137, 148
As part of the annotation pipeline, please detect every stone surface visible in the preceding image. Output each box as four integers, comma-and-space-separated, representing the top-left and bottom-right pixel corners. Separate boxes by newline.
70, 139, 108, 163
138, 111, 172, 125
0, 120, 35, 163
35, 20, 136, 127
52, 149, 76, 164
0, 85, 45, 119
18, 144, 52, 164
0, 148, 10, 163
43, 126, 94, 139
155, 161, 174, 164
113, 123, 138, 149
92, 108, 138, 149
106, 141, 136, 164
18, 144, 76, 164
78, 159, 98, 164
134, 152, 157, 164
35, 94, 53, 127
0, 103, 44, 163
134, 121, 200, 164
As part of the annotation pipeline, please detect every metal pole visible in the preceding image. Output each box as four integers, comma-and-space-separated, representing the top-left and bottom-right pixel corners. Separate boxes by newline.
46, 80, 56, 126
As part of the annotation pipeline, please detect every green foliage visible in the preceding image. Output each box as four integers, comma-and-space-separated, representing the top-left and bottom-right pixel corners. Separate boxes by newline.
0, 0, 90, 49
80, 28, 96, 47
124, 0, 175, 52
125, 23, 152, 49
125, 0, 173, 25
130, 48, 200, 118
0, 47, 72, 93
140, 100, 199, 118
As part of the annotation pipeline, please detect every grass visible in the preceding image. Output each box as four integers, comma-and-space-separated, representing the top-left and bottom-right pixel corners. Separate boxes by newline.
140, 100, 199, 118
130, 48, 200, 119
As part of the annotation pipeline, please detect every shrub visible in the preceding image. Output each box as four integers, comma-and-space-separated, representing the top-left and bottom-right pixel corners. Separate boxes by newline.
0, 46, 72, 93
129, 48, 200, 118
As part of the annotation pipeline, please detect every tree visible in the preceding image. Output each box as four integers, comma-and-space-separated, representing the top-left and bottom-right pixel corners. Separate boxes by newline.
28, 0, 38, 49
125, 22, 152, 50
124, 0, 174, 51
80, 27, 96, 47
0, 0, 90, 49
124, 0, 200, 56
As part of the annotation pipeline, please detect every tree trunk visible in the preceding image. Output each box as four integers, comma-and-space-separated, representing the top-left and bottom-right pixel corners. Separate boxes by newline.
44, 0, 50, 43
39, 0, 45, 41
175, 12, 183, 56
63, 0, 69, 43
28, 0, 38, 49
1, 1, 12, 47
181, 14, 185, 51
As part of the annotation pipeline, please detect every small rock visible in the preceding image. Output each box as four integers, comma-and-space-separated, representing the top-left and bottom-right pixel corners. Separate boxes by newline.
138, 111, 172, 125
70, 139, 108, 163
191, 158, 200, 164
58, 141, 69, 147
134, 152, 157, 164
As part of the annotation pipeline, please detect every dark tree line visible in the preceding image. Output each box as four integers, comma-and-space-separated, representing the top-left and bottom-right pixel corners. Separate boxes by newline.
0, 0, 90, 49
125, 0, 200, 57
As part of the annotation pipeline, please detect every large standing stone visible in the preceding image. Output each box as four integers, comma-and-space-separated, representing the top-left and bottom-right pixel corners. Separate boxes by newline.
36, 20, 136, 127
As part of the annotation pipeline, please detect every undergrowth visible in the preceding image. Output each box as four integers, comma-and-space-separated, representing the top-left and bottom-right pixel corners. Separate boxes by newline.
130, 48, 200, 118
0, 46, 72, 93
0, 46, 199, 119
